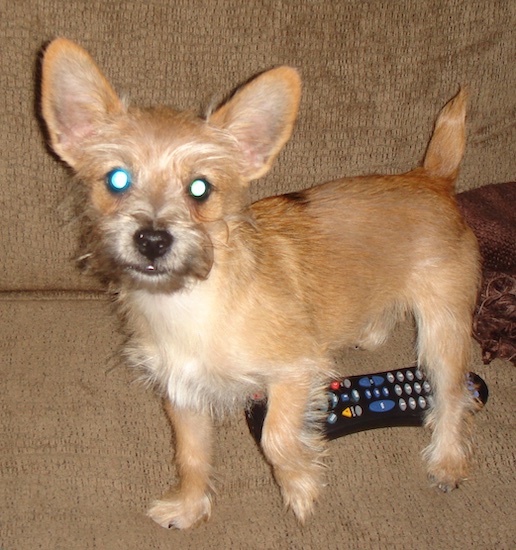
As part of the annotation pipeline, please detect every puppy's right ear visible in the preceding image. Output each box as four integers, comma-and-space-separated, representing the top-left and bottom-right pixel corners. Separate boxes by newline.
41, 38, 123, 167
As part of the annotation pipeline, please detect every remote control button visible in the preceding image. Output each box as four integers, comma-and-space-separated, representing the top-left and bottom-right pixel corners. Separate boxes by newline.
382, 387, 389, 397
342, 407, 353, 418
369, 400, 396, 413
371, 375, 385, 386
404, 383, 413, 395
406, 370, 414, 381
373, 388, 381, 398
355, 405, 363, 417
415, 369, 424, 380
399, 398, 407, 411
343, 379, 352, 389
396, 371, 405, 382
413, 382, 422, 394
351, 389, 360, 402
423, 381, 431, 393
340, 393, 350, 402
365, 390, 372, 399
408, 397, 417, 410
394, 384, 403, 396
358, 375, 385, 387
328, 392, 338, 408
387, 372, 395, 383
330, 381, 340, 391
418, 396, 427, 409
327, 412, 338, 424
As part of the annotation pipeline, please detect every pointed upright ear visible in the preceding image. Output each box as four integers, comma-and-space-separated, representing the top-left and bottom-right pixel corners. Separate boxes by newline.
40, 38, 124, 167
209, 67, 301, 181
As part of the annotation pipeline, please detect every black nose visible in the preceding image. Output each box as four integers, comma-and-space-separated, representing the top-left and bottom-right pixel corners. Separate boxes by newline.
133, 229, 173, 261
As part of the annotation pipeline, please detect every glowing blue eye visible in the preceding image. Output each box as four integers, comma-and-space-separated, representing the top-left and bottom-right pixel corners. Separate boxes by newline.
106, 168, 132, 193
189, 178, 211, 201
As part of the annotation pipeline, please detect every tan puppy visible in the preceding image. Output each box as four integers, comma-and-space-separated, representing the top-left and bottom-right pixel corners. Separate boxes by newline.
40, 38, 480, 529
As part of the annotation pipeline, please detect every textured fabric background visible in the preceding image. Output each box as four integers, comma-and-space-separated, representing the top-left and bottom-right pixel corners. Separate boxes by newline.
1, 0, 515, 291
1, 299, 514, 549
1, 1, 515, 549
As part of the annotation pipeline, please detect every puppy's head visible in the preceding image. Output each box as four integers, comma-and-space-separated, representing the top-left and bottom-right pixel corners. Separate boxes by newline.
40, 38, 300, 291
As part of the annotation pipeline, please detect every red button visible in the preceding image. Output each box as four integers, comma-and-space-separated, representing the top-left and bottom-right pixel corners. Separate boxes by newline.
330, 381, 340, 390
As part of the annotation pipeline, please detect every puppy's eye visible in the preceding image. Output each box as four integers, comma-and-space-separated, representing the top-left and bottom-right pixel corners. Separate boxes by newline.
188, 178, 212, 201
105, 168, 132, 194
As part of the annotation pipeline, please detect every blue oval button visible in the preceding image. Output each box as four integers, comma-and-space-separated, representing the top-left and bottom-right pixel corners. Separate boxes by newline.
369, 400, 396, 413
371, 375, 385, 386
359, 377, 373, 387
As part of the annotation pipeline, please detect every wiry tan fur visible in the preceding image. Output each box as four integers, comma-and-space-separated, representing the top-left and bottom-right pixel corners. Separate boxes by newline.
41, 38, 481, 529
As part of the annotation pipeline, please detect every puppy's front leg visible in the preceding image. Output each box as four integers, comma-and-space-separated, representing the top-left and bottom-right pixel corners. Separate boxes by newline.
261, 378, 326, 523
147, 400, 214, 529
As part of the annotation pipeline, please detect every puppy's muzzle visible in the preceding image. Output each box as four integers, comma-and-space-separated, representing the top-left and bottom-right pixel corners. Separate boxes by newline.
134, 229, 173, 261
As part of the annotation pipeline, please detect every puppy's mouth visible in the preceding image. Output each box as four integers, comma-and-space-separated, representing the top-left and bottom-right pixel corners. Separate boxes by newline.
125, 263, 169, 277
122, 257, 212, 288
124, 263, 173, 281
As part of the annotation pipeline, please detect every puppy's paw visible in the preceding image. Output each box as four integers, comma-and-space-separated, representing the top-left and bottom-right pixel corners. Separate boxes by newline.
276, 467, 322, 524
423, 444, 469, 493
427, 465, 466, 493
147, 492, 212, 530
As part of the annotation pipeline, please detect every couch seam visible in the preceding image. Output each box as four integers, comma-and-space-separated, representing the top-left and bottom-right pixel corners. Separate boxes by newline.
0, 290, 108, 301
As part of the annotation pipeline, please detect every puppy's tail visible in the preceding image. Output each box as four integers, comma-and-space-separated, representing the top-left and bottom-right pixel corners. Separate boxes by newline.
423, 89, 467, 186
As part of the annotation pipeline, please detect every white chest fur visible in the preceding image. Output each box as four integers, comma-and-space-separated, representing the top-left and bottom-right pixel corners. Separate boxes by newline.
123, 281, 261, 413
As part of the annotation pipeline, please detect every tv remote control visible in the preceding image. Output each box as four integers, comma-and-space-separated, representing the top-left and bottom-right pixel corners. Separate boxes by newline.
245, 366, 488, 442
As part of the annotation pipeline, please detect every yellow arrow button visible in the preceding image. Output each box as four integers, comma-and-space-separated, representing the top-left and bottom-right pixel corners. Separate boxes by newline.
342, 407, 353, 418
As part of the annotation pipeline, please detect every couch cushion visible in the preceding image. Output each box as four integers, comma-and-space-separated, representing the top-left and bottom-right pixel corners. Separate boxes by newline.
1, 0, 515, 291
1, 296, 515, 548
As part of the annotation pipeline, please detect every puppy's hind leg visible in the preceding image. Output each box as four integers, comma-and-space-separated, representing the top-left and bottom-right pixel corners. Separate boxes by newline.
148, 401, 214, 529
414, 271, 478, 492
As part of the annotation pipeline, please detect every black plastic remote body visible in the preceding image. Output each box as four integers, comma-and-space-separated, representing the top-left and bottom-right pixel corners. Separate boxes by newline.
245, 366, 488, 443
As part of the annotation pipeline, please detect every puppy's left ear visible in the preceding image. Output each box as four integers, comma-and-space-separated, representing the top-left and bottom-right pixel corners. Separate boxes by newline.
209, 67, 301, 181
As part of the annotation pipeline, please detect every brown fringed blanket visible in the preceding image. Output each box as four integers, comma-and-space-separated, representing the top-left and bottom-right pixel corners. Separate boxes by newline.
457, 182, 516, 365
